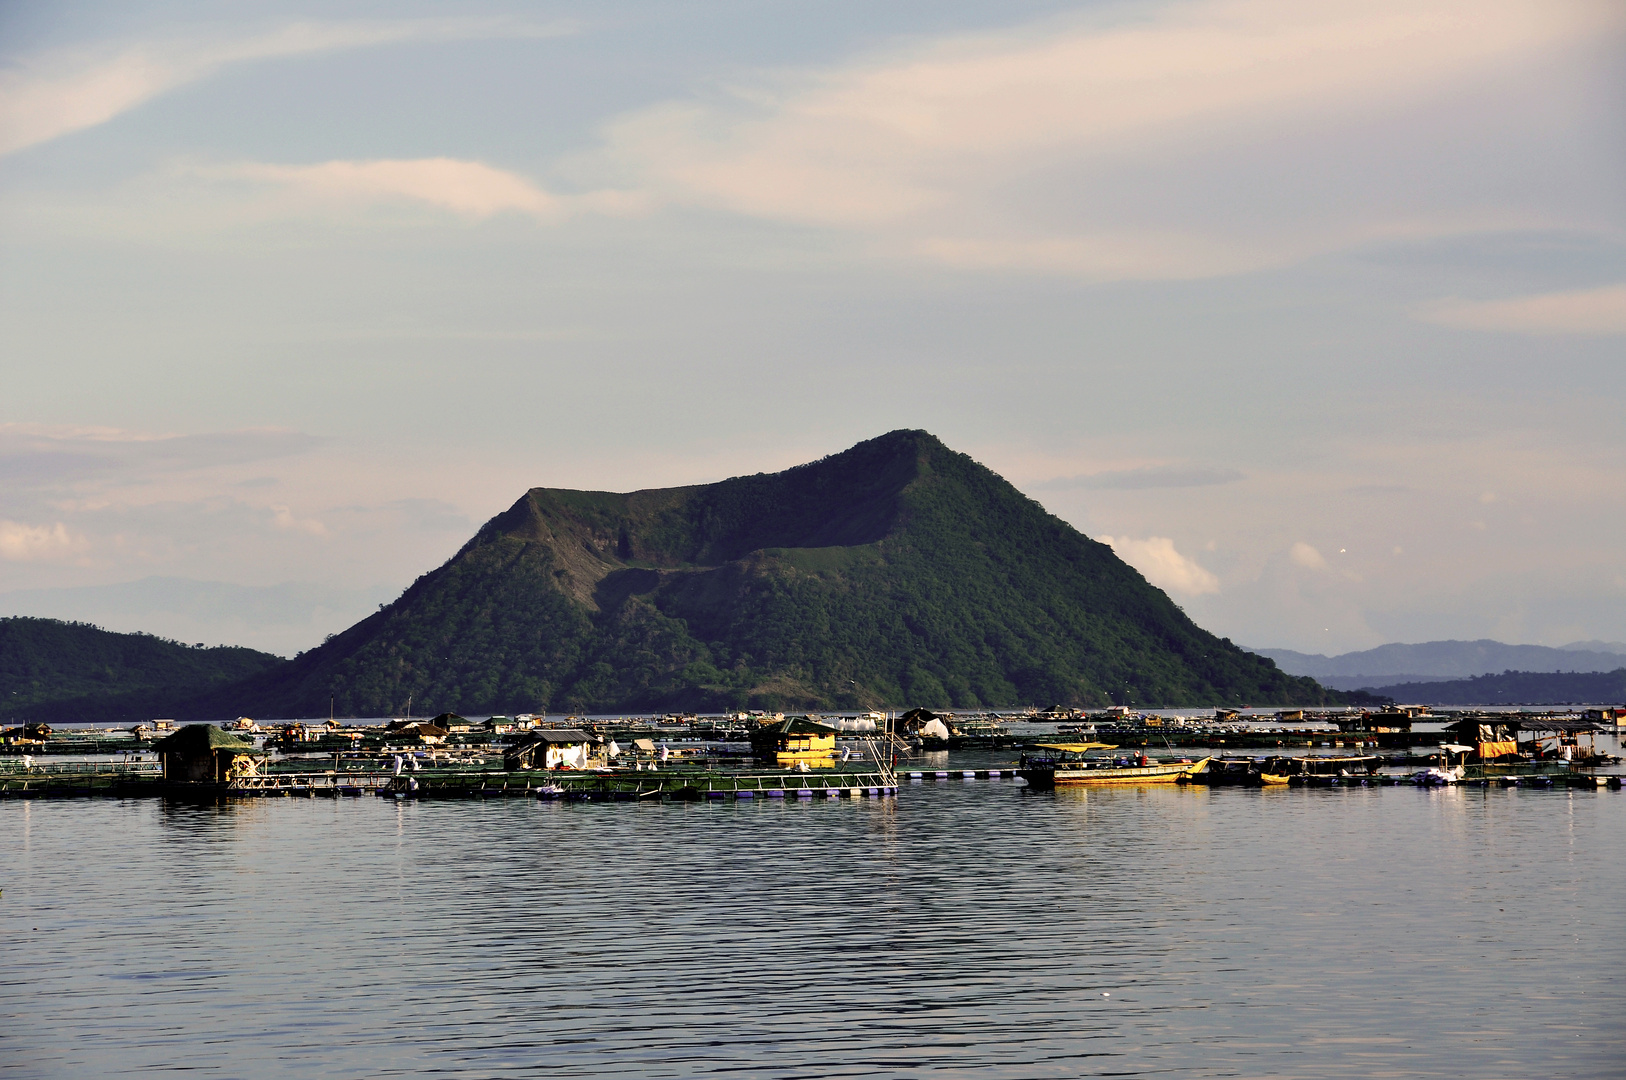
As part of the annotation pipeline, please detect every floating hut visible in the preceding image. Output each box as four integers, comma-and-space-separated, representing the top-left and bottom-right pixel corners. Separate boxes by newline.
153, 724, 263, 784
504, 729, 601, 770
750, 717, 838, 767
382, 720, 449, 746
899, 708, 951, 740
430, 712, 470, 734
1449, 717, 1521, 761
1339, 705, 1428, 733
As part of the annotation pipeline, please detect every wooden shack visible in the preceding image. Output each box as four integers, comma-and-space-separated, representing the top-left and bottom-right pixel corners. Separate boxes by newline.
750, 717, 838, 767
1448, 717, 1520, 761
899, 708, 951, 741
504, 729, 600, 770
153, 724, 263, 783
382, 720, 449, 745
430, 712, 470, 734
1340, 704, 1429, 733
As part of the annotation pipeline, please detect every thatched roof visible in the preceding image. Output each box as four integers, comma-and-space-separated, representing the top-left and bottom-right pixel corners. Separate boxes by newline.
153, 724, 257, 754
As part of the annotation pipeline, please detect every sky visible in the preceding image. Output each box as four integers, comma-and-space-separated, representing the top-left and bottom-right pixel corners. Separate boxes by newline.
1, 0, 1623, 657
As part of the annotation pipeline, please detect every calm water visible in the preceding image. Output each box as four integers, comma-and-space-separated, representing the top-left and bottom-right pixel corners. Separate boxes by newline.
4, 752, 1623, 1079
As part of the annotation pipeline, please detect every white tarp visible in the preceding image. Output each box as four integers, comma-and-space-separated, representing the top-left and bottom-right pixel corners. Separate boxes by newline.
918, 718, 951, 740
544, 744, 589, 769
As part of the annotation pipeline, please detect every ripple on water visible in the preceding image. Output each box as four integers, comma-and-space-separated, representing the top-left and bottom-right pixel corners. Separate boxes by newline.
2, 770, 1623, 1079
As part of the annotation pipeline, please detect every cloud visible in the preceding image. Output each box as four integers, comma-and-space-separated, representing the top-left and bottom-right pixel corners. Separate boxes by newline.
0, 521, 86, 561
1421, 283, 1626, 336
0, 425, 321, 489
1289, 542, 1327, 569
0, 18, 576, 157
581, 0, 1620, 278
1099, 535, 1220, 596
270, 505, 328, 537
1039, 465, 1244, 491
211, 158, 561, 220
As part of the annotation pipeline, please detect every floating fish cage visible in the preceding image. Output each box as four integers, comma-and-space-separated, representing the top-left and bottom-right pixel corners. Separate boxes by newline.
379, 765, 899, 801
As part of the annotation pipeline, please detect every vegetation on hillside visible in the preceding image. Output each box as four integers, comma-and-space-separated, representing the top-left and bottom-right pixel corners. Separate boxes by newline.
0, 617, 283, 723
1360, 669, 1626, 706
190, 430, 1335, 718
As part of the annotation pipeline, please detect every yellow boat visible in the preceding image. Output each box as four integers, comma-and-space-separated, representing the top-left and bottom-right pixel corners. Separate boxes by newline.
1018, 743, 1210, 788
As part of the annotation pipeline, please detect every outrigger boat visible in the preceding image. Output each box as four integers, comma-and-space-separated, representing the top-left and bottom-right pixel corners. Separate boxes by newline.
1180, 757, 1293, 786
1018, 743, 1209, 788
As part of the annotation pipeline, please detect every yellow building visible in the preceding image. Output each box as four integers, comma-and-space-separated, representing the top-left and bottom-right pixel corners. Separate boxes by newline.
750, 717, 838, 767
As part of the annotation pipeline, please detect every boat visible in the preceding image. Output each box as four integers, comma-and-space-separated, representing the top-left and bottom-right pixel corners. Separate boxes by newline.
1018, 743, 1208, 788
1408, 743, 1470, 786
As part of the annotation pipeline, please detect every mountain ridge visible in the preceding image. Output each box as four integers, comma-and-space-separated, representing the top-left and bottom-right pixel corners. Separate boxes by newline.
1251, 639, 1626, 690
183, 430, 1334, 717
1356, 669, 1626, 706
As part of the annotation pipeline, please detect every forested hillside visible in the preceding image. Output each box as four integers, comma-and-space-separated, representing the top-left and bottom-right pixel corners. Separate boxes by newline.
0, 617, 283, 723
1361, 669, 1626, 706
195, 430, 1335, 717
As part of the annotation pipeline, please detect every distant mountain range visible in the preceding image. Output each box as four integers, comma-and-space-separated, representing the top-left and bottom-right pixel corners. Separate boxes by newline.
1354, 669, 1626, 707
4, 431, 1337, 721
1250, 639, 1626, 692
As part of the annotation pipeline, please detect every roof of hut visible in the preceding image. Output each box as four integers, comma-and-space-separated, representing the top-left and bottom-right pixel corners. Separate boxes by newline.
153, 724, 257, 754
507, 728, 596, 752
524, 728, 596, 744
754, 716, 837, 736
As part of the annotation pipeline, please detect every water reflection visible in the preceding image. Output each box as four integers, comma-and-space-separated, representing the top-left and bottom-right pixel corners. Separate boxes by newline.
1, 776, 1622, 1079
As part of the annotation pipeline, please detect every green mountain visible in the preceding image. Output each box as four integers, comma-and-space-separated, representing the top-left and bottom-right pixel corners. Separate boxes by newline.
0, 617, 283, 723
201, 430, 1334, 717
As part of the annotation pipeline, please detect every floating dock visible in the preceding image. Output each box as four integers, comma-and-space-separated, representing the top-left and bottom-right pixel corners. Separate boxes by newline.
0, 761, 902, 801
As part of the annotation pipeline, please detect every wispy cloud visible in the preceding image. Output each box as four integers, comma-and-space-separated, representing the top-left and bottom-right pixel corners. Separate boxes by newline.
0, 18, 576, 157
179, 157, 653, 225
1099, 535, 1220, 596
581, 0, 1619, 278
208, 158, 561, 220
0, 424, 321, 489
1039, 465, 1244, 491
1421, 283, 1626, 336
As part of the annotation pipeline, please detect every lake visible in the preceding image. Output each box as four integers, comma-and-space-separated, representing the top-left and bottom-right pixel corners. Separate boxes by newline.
3, 746, 1623, 1079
